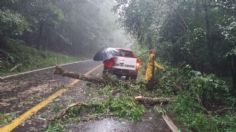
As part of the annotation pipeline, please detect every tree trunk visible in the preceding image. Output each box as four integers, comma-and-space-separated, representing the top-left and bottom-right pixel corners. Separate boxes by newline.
231, 55, 236, 96
54, 66, 137, 86
0, 35, 7, 49
134, 96, 174, 106
204, 4, 214, 72
36, 21, 45, 49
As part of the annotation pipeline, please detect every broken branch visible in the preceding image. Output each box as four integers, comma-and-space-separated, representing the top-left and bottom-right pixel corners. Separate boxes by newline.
134, 96, 175, 106
50, 102, 88, 121
54, 66, 108, 84
10, 63, 22, 72
54, 66, 137, 85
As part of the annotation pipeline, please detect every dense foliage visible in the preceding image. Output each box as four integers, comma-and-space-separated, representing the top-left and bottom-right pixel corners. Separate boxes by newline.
115, 0, 236, 131
0, 0, 129, 55
0, 39, 79, 76
0, 10, 27, 38
115, 0, 236, 93
158, 66, 236, 131
0, 0, 132, 74
46, 96, 144, 131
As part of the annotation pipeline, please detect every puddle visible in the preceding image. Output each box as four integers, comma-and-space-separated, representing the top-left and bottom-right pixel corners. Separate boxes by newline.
67, 118, 132, 132
65, 112, 171, 132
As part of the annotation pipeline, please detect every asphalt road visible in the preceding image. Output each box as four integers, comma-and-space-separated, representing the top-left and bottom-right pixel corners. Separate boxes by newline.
0, 60, 100, 125
0, 60, 171, 132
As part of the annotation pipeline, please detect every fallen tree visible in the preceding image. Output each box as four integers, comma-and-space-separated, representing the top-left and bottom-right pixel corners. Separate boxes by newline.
54, 66, 112, 84
50, 96, 174, 121
47, 96, 179, 132
134, 96, 174, 106
54, 66, 137, 85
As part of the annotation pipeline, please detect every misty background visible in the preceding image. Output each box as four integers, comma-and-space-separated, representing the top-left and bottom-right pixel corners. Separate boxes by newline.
0, 0, 132, 57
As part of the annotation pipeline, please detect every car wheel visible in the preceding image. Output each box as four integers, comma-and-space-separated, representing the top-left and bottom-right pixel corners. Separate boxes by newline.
102, 70, 110, 79
131, 75, 137, 80
116, 75, 122, 79
125, 76, 130, 80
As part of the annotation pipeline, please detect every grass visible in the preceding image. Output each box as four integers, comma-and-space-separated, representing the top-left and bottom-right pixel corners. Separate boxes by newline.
0, 39, 81, 76
159, 66, 236, 132
0, 113, 13, 126
65, 96, 145, 121
45, 95, 145, 132
45, 121, 64, 132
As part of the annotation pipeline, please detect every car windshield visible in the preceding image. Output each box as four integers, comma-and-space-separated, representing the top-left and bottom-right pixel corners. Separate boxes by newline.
118, 50, 135, 57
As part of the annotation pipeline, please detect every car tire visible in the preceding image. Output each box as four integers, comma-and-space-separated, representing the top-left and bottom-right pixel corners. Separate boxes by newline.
102, 70, 110, 79
125, 76, 130, 80
116, 75, 122, 79
131, 75, 137, 80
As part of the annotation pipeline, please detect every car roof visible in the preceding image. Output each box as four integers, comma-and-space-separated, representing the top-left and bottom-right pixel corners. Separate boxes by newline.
115, 48, 132, 52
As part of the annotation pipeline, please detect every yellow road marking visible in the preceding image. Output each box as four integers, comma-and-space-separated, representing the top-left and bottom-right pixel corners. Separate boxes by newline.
0, 64, 102, 132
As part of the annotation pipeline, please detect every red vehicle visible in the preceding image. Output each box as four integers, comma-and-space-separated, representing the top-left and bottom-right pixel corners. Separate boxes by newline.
103, 48, 141, 80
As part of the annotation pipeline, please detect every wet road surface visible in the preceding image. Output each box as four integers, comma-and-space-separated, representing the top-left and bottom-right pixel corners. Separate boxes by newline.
67, 113, 171, 132
0, 60, 99, 125
0, 60, 171, 132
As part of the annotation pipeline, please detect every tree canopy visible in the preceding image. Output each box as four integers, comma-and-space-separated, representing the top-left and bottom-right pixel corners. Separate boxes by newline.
0, 0, 130, 56
115, 0, 236, 73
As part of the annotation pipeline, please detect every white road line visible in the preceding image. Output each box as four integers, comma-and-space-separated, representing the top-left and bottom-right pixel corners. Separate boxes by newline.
162, 115, 179, 132
1, 59, 92, 80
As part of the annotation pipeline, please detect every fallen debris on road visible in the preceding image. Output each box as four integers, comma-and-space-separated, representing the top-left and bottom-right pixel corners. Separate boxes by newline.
134, 96, 174, 106
50, 102, 87, 121
54, 66, 138, 86
54, 66, 112, 84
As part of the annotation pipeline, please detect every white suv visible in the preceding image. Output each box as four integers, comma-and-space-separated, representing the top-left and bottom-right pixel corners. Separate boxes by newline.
103, 48, 141, 80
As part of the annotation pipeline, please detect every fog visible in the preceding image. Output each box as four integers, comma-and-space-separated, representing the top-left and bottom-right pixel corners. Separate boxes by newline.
52, 0, 133, 56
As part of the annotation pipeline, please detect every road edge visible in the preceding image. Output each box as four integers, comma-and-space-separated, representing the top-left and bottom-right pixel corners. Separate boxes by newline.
0, 59, 92, 80
162, 115, 179, 132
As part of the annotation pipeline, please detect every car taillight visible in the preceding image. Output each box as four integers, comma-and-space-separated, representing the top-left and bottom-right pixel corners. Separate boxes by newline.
136, 59, 141, 70
103, 57, 116, 68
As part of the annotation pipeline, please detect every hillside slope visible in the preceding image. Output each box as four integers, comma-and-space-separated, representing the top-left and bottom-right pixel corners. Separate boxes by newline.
0, 40, 80, 76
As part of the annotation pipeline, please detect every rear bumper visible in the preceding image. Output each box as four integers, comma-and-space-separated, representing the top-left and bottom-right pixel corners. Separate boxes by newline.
103, 68, 138, 76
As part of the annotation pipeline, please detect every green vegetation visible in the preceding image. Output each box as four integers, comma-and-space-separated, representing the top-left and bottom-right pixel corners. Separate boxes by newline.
45, 121, 64, 132
46, 95, 144, 131
115, 0, 236, 131
0, 113, 13, 126
65, 96, 144, 121
0, 0, 130, 74
131, 49, 236, 131
1, 0, 236, 131
159, 66, 236, 131
0, 0, 129, 57
46, 61, 236, 131
0, 10, 28, 38
0, 40, 79, 76
115, 0, 236, 92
